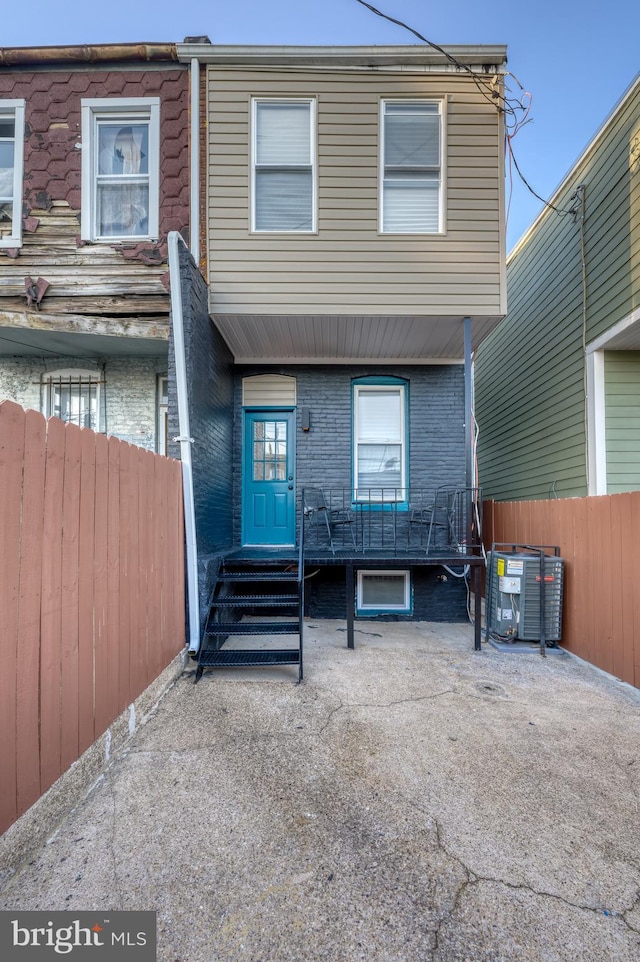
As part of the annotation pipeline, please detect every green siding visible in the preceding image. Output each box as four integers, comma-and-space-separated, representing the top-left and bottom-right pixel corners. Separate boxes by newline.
475, 77, 640, 501
605, 351, 640, 493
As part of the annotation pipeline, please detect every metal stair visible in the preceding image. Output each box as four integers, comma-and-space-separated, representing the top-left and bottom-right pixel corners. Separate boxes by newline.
194, 558, 303, 682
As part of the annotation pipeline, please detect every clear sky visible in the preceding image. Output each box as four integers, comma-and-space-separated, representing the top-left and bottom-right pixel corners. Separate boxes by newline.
3, 0, 639, 250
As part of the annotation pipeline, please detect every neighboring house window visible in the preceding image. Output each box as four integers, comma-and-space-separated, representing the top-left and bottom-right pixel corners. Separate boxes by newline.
0, 100, 25, 249
381, 100, 442, 233
353, 378, 408, 501
252, 99, 315, 232
157, 374, 168, 455
43, 370, 102, 431
357, 570, 412, 615
81, 98, 160, 241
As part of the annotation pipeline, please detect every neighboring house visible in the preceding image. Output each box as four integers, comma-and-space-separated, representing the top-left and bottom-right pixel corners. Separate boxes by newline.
0, 43, 191, 451
167, 42, 508, 664
475, 74, 640, 500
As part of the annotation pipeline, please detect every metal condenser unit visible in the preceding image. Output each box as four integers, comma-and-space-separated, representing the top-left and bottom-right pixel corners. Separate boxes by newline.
486, 545, 565, 644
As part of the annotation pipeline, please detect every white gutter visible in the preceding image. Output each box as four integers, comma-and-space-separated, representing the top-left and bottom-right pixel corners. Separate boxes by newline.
168, 230, 200, 654
176, 43, 507, 69
189, 57, 200, 263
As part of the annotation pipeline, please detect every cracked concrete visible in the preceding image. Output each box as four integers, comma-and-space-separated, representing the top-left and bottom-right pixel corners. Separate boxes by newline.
1, 619, 640, 961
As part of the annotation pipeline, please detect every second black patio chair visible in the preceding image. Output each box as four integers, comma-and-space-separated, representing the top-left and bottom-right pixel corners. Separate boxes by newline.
303, 487, 357, 553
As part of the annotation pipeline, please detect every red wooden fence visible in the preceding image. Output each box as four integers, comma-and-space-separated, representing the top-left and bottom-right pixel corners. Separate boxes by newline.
0, 401, 185, 834
484, 494, 640, 689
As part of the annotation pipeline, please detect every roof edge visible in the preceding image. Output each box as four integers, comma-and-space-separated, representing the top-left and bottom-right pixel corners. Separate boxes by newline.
176, 42, 507, 70
508, 71, 640, 262
0, 43, 178, 67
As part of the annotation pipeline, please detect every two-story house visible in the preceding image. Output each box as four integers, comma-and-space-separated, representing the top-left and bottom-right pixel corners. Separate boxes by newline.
0, 43, 192, 451
166, 43, 508, 675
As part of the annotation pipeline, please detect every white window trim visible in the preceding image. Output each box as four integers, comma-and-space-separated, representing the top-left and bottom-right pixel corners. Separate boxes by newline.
353, 382, 407, 501
80, 97, 160, 242
586, 349, 607, 495
357, 570, 412, 614
250, 97, 317, 233
0, 99, 25, 249
157, 374, 168, 455
42, 368, 103, 432
379, 98, 444, 235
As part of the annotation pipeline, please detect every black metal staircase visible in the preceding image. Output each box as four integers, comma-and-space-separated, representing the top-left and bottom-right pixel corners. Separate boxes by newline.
194, 553, 304, 683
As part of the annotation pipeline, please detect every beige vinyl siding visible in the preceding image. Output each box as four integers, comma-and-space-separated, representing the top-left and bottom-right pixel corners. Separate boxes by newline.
475, 77, 640, 502
207, 67, 504, 316
242, 373, 297, 406
605, 351, 640, 493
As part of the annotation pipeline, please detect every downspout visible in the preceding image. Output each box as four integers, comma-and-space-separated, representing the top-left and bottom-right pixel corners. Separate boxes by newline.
168, 230, 200, 654
189, 57, 200, 264
464, 316, 473, 488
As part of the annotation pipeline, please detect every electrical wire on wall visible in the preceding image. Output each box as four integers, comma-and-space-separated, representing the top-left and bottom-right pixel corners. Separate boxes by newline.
575, 185, 589, 490
354, 0, 576, 227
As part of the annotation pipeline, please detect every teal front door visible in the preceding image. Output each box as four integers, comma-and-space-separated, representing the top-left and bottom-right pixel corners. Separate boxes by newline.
243, 411, 296, 545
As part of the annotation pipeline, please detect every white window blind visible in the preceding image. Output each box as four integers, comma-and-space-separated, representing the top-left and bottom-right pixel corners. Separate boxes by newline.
382, 101, 441, 233
253, 100, 314, 232
354, 385, 406, 498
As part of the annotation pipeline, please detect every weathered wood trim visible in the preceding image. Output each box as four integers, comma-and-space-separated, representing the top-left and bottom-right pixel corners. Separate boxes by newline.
0, 308, 168, 340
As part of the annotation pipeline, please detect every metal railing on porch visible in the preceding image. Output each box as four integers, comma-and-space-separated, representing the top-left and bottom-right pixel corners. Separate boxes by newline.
301, 486, 483, 556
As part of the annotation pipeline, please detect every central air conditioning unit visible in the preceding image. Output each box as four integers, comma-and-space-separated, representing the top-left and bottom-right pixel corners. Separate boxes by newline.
486, 545, 565, 644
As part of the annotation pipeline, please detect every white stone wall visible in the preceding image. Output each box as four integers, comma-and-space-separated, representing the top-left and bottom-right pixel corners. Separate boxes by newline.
0, 355, 167, 452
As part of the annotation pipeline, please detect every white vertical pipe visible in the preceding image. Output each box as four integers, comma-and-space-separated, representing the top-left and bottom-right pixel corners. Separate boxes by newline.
168, 230, 200, 654
189, 57, 200, 263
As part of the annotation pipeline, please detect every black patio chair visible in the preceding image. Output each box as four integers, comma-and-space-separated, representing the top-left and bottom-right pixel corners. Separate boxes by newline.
303, 487, 356, 553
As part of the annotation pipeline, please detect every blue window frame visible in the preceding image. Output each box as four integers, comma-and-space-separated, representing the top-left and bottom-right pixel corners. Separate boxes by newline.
352, 376, 409, 504
356, 570, 412, 615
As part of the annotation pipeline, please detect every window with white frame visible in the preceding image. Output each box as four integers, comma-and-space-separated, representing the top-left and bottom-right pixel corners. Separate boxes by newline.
0, 100, 25, 248
42, 370, 102, 431
353, 381, 407, 501
357, 570, 412, 614
81, 98, 160, 241
381, 100, 442, 233
252, 99, 315, 232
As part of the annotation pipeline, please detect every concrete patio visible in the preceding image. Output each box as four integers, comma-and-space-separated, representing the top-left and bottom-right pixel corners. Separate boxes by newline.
1, 620, 639, 961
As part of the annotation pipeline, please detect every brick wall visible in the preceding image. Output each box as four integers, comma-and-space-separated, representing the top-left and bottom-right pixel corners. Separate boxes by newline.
0, 355, 166, 451
168, 242, 234, 627
232, 364, 466, 542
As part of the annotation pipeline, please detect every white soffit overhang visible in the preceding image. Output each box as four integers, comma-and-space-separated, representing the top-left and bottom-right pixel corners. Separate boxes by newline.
587, 307, 640, 353
211, 314, 501, 364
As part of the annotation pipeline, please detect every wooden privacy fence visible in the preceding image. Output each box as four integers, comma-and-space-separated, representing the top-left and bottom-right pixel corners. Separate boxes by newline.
0, 400, 185, 835
484, 494, 640, 689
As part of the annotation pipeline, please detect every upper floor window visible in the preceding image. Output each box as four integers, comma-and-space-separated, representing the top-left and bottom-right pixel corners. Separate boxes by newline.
381, 100, 442, 233
0, 100, 25, 249
353, 378, 408, 502
252, 99, 315, 232
81, 98, 160, 242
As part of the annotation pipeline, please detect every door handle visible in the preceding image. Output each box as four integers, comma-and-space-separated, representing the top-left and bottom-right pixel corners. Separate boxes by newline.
288, 484, 293, 490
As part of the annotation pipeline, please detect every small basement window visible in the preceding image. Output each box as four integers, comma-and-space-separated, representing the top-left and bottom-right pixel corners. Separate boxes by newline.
356, 570, 412, 615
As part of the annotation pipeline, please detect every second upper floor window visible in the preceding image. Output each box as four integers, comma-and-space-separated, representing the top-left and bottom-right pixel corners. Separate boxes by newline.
0, 100, 25, 249
81, 98, 160, 242
252, 99, 315, 232
381, 100, 442, 233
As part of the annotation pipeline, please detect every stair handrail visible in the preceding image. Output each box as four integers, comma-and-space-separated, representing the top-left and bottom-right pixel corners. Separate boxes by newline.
298, 490, 305, 682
